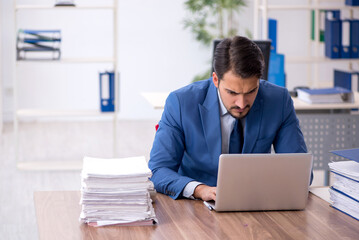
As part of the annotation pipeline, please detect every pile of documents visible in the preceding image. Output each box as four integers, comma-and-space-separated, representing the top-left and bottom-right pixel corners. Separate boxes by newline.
80, 156, 157, 227
297, 87, 354, 104
328, 148, 359, 221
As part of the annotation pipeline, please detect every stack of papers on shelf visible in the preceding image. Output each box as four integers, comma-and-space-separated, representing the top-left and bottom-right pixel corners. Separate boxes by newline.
297, 87, 354, 104
328, 148, 359, 221
80, 156, 157, 227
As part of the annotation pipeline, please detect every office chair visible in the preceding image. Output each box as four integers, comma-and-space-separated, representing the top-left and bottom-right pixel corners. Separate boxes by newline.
211, 39, 271, 80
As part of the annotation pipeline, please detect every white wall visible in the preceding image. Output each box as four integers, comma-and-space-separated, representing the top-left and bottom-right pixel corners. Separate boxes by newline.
117, 0, 210, 119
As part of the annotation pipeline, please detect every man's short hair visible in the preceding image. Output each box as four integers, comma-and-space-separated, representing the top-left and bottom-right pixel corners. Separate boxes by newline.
213, 36, 264, 80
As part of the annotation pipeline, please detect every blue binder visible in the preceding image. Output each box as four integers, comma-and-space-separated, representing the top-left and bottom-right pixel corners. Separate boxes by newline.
345, 0, 359, 6
268, 18, 277, 53
341, 20, 351, 58
350, 19, 359, 58
326, 10, 340, 20
334, 69, 359, 92
267, 18, 285, 87
331, 148, 359, 162
268, 52, 286, 87
325, 18, 342, 58
99, 71, 115, 112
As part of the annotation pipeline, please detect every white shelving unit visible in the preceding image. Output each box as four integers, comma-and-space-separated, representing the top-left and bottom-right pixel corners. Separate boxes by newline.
13, 1, 119, 170
253, 0, 359, 88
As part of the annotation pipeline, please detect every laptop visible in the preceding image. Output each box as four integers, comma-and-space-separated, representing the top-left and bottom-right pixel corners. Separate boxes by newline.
204, 153, 313, 212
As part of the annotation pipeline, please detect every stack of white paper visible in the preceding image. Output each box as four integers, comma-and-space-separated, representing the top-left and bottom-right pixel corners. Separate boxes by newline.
328, 149, 359, 221
80, 156, 157, 227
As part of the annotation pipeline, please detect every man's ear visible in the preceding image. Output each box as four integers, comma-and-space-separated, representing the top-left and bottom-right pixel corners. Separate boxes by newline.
212, 72, 219, 88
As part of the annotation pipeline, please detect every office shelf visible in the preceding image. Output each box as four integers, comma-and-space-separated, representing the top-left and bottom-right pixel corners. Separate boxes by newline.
286, 56, 359, 64
254, 0, 359, 87
15, 5, 114, 10
259, 5, 359, 11
16, 57, 116, 64
16, 109, 116, 118
13, 0, 119, 168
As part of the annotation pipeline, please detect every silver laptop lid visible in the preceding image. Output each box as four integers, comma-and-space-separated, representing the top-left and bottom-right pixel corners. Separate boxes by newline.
213, 153, 313, 212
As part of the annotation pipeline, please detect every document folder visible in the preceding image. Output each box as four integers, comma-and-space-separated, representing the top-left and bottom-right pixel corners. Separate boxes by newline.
345, 0, 359, 6
268, 18, 277, 52
324, 11, 341, 59
331, 148, 359, 162
267, 18, 285, 87
297, 87, 354, 104
311, 10, 339, 42
329, 148, 359, 221
268, 52, 285, 87
350, 19, 359, 58
325, 18, 342, 58
334, 69, 359, 92
341, 20, 351, 58
99, 71, 115, 112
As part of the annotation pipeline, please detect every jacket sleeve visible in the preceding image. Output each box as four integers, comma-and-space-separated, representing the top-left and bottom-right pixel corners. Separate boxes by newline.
148, 92, 194, 199
273, 89, 307, 153
273, 90, 313, 184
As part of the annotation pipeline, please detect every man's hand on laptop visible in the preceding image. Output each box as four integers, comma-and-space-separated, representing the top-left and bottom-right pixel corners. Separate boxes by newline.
193, 184, 216, 201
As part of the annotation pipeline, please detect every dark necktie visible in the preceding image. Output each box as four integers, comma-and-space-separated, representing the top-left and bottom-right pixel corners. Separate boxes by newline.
229, 119, 244, 154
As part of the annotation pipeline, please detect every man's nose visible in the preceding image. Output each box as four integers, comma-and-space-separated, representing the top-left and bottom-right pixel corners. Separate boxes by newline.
234, 95, 246, 109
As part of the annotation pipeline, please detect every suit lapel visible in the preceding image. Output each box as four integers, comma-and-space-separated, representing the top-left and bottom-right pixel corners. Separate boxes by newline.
199, 82, 222, 161
242, 87, 263, 153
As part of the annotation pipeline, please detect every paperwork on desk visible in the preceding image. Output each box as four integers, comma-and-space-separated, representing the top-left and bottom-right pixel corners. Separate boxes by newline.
328, 148, 359, 221
80, 156, 157, 227
297, 87, 354, 104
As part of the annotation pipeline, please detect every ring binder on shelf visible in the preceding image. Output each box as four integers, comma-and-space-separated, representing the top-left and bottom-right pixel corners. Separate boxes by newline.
268, 18, 285, 87
349, 19, 359, 58
341, 20, 351, 58
99, 71, 115, 112
325, 10, 341, 59
345, 0, 359, 6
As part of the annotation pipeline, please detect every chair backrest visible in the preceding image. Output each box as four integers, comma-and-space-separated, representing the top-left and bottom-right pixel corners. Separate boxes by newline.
211, 39, 271, 80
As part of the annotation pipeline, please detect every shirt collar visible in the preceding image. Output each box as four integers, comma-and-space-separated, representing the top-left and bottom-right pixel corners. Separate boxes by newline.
217, 89, 228, 117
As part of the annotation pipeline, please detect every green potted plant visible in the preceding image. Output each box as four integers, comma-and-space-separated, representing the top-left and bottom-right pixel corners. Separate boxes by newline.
183, 0, 250, 81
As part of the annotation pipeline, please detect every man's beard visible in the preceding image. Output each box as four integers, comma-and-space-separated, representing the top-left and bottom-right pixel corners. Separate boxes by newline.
228, 105, 250, 119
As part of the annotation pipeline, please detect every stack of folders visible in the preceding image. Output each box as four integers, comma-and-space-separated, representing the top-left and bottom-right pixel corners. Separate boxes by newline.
16, 29, 61, 60
324, 9, 359, 59
80, 156, 157, 227
297, 87, 354, 104
328, 148, 359, 221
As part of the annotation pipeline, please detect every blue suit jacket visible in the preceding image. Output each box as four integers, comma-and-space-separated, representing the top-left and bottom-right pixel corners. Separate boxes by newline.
148, 79, 308, 199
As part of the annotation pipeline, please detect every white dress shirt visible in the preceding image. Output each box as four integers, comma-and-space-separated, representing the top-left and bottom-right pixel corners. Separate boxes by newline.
182, 90, 246, 198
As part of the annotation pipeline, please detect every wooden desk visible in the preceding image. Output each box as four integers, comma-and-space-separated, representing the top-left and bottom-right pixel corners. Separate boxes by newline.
34, 191, 359, 240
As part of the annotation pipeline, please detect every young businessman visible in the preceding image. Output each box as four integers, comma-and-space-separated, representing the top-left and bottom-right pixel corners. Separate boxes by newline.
148, 36, 309, 201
